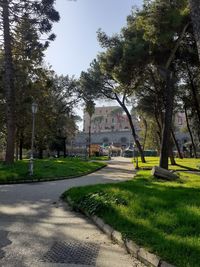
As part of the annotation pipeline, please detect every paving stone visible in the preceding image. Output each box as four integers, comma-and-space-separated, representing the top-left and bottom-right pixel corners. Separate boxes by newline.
94, 217, 105, 230
111, 230, 124, 246
138, 248, 160, 267
160, 261, 176, 267
102, 223, 114, 237
125, 239, 140, 258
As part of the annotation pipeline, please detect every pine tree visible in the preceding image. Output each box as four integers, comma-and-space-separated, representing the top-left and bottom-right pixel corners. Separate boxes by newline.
0, 0, 60, 163
189, 0, 200, 61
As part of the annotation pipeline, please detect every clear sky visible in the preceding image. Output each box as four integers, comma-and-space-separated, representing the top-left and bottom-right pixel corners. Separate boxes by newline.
45, 0, 142, 130
45, 0, 142, 77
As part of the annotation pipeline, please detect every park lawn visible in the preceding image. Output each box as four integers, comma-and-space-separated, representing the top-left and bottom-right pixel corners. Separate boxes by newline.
0, 158, 106, 183
136, 156, 200, 171
89, 156, 110, 161
63, 170, 200, 267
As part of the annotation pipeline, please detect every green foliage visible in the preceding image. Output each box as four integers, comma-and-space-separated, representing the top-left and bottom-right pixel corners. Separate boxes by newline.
85, 100, 95, 117
63, 190, 127, 215
136, 0, 189, 45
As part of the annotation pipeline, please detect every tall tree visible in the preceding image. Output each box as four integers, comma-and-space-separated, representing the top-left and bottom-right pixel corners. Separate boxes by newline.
189, 0, 200, 61
85, 100, 95, 158
135, 0, 189, 169
79, 59, 146, 163
2, 0, 15, 164
0, 0, 60, 163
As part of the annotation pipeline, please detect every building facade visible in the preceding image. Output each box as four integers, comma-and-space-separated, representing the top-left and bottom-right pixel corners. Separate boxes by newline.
73, 106, 190, 154
83, 106, 134, 134
82, 106, 139, 147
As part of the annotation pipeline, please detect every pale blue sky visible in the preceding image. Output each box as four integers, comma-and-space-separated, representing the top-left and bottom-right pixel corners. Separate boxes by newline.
45, 0, 142, 77
45, 0, 142, 129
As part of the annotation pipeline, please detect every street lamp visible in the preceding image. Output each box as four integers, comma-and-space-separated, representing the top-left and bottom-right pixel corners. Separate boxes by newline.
29, 102, 38, 176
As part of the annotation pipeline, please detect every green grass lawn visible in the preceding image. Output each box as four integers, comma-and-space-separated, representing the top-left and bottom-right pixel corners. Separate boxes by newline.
135, 156, 200, 171
0, 158, 106, 183
63, 170, 200, 267
89, 156, 110, 161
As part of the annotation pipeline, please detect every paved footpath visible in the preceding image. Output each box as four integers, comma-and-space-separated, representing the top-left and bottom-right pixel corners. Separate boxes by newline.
0, 157, 146, 267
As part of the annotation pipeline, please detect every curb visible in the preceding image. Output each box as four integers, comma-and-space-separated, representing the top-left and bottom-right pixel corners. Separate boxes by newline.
0, 164, 107, 185
66, 196, 176, 267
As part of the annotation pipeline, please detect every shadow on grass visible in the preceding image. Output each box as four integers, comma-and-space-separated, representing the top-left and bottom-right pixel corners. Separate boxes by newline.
67, 176, 200, 267
174, 164, 200, 172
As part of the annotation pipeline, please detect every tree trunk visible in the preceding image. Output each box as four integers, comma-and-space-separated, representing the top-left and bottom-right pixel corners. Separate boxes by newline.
171, 129, 183, 159
115, 96, 146, 163
186, 61, 200, 126
88, 116, 92, 157
184, 105, 198, 158
2, 0, 15, 164
19, 136, 23, 160
189, 0, 200, 61
169, 141, 176, 165
15, 142, 18, 161
142, 117, 147, 150
63, 138, 66, 158
159, 71, 175, 170
38, 148, 43, 159
154, 111, 162, 144
158, 23, 189, 169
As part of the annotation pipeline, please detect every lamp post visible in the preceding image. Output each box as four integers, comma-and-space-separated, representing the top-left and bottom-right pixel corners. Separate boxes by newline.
29, 102, 38, 176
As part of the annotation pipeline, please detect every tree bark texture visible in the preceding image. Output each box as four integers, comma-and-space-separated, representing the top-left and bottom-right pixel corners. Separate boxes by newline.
142, 118, 147, 150
159, 72, 175, 170
19, 136, 23, 160
2, 0, 15, 164
186, 61, 200, 126
88, 116, 92, 157
189, 0, 200, 62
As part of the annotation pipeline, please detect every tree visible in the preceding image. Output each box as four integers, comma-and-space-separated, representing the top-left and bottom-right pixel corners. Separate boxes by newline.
2, 0, 15, 164
85, 100, 95, 157
0, 0, 60, 163
79, 58, 146, 163
189, 0, 200, 61
135, 0, 189, 169
12, 17, 48, 160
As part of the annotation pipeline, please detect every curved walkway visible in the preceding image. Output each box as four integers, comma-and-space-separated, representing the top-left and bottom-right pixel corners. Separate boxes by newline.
0, 157, 145, 267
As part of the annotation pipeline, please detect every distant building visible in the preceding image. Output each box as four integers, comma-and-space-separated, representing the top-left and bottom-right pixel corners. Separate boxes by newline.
83, 106, 134, 133
73, 106, 190, 153
77, 106, 140, 148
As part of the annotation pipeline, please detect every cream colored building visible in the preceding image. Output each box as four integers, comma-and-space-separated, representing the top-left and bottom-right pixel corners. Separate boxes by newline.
83, 106, 135, 134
